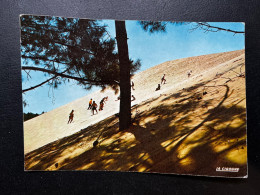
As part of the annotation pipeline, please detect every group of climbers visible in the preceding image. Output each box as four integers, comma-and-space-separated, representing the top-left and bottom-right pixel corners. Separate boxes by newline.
68, 73, 172, 123
87, 96, 108, 115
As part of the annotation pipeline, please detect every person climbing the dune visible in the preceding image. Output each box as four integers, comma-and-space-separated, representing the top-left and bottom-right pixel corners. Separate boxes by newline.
92, 101, 98, 115
99, 99, 104, 111
131, 81, 135, 90
161, 74, 166, 84
187, 70, 192, 78
88, 98, 93, 110
67, 110, 74, 124
131, 95, 136, 101
102, 97, 106, 104
155, 84, 161, 91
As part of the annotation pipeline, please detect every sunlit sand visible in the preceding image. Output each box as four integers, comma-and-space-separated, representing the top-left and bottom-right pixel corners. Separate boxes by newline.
24, 50, 246, 177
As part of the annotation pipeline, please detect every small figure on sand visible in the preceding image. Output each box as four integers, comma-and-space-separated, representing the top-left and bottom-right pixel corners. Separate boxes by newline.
115, 96, 120, 101
161, 74, 166, 84
155, 84, 161, 91
131, 81, 135, 90
99, 99, 104, 111
88, 98, 93, 109
67, 110, 74, 124
187, 70, 192, 78
92, 101, 98, 115
131, 95, 136, 101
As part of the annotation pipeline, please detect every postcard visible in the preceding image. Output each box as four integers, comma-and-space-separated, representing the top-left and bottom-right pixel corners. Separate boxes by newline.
21, 15, 246, 177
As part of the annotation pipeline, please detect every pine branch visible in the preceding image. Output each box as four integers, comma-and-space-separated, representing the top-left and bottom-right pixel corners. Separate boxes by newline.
53, 41, 94, 54
22, 66, 117, 85
21, 55, 69, 65
196, 22, 245, 34
22, 69, 68, 93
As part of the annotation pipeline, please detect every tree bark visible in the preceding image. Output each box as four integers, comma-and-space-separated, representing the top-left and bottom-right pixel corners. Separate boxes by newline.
115, 21, 131, 130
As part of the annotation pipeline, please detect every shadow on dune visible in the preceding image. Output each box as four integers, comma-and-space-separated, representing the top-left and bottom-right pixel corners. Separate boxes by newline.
125, 83, 246, 176
25, 116, 119, 170
25, 76, 247, 177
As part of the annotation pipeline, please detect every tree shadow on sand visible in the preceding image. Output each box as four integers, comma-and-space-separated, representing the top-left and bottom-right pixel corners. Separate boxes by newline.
124, 83, 246, 176
25, 76, 247, 177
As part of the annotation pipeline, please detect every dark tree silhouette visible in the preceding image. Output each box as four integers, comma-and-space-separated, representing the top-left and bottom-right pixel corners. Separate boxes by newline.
21, 15, 140, 94
115, 21, 132, 130
21, 15, 142, 131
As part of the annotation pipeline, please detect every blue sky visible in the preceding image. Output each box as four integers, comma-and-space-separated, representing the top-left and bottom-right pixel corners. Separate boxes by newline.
22, 20, 244, 114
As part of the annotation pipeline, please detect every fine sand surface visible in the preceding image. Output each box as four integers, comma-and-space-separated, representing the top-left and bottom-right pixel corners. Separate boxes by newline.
24, 50, 247, 177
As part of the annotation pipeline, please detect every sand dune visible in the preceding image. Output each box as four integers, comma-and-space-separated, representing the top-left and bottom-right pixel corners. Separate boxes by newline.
24, 50, 247, 177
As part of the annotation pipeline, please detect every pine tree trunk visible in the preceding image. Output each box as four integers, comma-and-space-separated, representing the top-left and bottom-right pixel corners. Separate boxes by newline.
115, 20, 131, 131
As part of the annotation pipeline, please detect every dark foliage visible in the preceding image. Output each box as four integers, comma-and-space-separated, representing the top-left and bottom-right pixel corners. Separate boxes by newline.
23, 112, 40, 121
21, 15, 140, 93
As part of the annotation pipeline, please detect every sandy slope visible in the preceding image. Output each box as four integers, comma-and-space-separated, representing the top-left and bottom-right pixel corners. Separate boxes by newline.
24, 50, 246, 177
